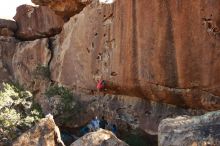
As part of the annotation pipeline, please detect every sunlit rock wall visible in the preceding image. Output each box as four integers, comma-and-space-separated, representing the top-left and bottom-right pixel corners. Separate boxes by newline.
50, 0, 220, 110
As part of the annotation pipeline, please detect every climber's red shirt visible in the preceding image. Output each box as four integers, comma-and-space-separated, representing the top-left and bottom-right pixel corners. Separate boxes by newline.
97, 80, 104, 90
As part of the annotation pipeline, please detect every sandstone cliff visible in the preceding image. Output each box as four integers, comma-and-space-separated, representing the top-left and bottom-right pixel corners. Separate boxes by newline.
48, 0, 220, 111
1, 0, 220, 145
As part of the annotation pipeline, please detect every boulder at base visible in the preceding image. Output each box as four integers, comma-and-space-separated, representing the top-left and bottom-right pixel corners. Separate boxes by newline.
12, 116, 64, 146
70, 129, 129, 146
158, 111, 220, 146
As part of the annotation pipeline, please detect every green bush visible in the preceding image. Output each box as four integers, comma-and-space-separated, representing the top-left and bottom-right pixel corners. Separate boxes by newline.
33, 64, 50, 80
0, 82, 43, 145
45, 85, 72, 101
45, 85, 82, 124
45, 85, 77, 111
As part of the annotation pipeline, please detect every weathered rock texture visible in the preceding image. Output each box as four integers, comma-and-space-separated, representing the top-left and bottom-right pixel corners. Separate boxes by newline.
0, 19, 17, 37
70, 129, 128, 146
12, 116, 63, 146
50, 0, 220, 111
12, 38, 51, 90
0, 37, 17, 83
0, 19, 17, 31
53, 94, 204, 136
158, 111, 220, 146
31, 0, 92, 21
14, 5, 64, 40
0, 28, 14, 37
12, 38, 51, 112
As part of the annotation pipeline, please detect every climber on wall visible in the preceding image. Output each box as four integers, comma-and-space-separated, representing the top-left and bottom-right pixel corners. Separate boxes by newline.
96, 80, 106, 92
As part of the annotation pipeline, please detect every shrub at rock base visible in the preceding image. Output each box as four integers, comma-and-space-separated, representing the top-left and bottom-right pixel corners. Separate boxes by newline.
0, 82, 43, 145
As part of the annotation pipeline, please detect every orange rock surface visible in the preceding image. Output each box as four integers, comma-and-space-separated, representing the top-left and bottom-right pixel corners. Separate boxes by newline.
31, 0, 92, 21
50, 0, 220, 110
14, 5, 64, 40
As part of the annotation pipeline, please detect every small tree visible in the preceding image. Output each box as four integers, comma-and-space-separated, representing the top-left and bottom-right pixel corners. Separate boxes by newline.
0, 82, 43, 145
45, 85, 82, 124
45, 85, 77, 113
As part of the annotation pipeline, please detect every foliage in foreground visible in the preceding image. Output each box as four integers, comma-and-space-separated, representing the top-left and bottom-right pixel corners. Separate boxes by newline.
45, 85, 82, 124
0, 82, 43, 145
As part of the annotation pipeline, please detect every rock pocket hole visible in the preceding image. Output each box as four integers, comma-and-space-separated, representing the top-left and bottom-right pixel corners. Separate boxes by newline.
86, 48, 90, 53
111, 72, 117, 76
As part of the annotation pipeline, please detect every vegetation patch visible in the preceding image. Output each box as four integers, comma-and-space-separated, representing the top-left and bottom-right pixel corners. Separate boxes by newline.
0, 82, 43, 145
33, 64, 51, 80
45, 85, 72, 102
45, 85, 82, 124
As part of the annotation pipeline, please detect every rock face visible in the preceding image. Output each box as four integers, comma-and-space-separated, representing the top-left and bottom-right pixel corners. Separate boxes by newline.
158, 111, 220, 146
50, 0, 220, 111
53, 94, 203, 136
31, 0, 92, 21
12, 38, 51, 112
70, 129, 129, 146
14, 5, 64, 40
0, 19, 17, 31
0, 19, 17, 37
12, 116, 63, 146
0, 37, 17, 83
12, 38, 51, 90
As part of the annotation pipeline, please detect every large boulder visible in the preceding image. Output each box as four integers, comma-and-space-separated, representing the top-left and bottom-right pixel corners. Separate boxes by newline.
31, 0, 92, 21
14, 5, 64, 40
158, 111, 220, 146
12, 116, 64, 146
70, 129, 128, 146
0, 19, 17, 37
50, 0, 220, 110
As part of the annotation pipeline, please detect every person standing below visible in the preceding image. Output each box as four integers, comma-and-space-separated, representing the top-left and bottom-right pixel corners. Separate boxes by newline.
111, 124, 117, 135
91, 116, 100, 130
99, 116, 108, 129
